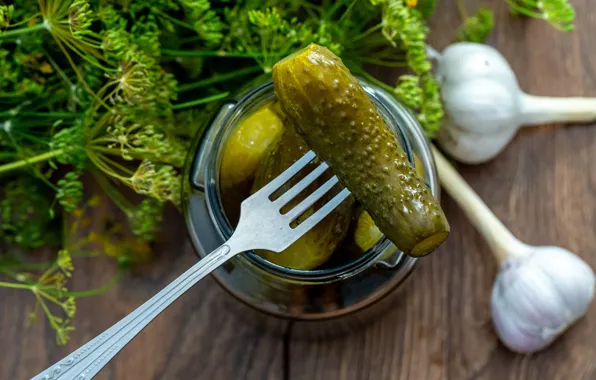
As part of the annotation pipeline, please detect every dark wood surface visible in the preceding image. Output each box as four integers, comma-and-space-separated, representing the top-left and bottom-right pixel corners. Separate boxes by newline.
2, 0, 596, 379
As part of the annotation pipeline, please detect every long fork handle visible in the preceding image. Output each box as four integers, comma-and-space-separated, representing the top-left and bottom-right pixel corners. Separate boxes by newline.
31, 243, 239, 380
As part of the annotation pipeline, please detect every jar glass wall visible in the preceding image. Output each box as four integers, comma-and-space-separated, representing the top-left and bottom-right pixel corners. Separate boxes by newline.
182, 78, 440, 337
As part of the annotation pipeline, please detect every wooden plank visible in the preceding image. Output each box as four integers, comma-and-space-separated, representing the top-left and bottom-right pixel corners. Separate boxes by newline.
289, 0, 596, 379
0, 194, 285, 380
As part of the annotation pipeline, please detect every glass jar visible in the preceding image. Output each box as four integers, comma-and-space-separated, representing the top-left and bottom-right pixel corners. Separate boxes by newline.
182, 77, 440, 338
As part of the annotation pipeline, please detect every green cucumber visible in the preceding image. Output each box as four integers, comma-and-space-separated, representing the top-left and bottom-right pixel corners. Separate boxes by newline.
272, 43, 449, 257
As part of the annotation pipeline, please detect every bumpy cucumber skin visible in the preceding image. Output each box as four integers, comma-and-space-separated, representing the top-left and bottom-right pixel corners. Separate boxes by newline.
272, 43, 449, 256
251, 127, 355, 270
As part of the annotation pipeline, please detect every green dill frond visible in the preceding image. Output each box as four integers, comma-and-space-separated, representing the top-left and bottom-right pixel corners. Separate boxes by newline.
127, 197, 164, 242
244, 7, 308, 73
369, 0, 443, 136
0, 5, 15, 30
394, 75, 422, 110
57, 249, 74, 274
311, 21, 342, 56
98, 3, 124, 29
103, 116, 185, 166
56, 171, 84, 212
456, 7, 494, 43
131, 160, 181, 206
390, 73, 443, 137
505, 0, 575, 32
378, 0, 431, 74
0, 176, 58, 249
0, 248, 77, 345
105, 60, 152, 106
415, 0, 438, 18
0, 49, 20, 91
130, 14, 162, 57
50, 122, 87, 169
68, 0, 93, 40
62, 296, 76, 318
53, 318, 75, 345
417, 73, 443, 137
126, 0, 223, 46
39, 0, 111, 72
0, 49, 46, 98
101, 12, 177, 114
180, 0, 224, 46
69, 62, 105, 108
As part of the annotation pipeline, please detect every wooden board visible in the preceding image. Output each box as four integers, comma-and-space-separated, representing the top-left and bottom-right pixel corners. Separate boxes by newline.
0, 201, 285, 380
289, 0, 596, 379
2, 0, 596, 379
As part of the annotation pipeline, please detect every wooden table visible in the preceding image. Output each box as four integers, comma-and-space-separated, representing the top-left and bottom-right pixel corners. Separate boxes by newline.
3, 0, 596, 379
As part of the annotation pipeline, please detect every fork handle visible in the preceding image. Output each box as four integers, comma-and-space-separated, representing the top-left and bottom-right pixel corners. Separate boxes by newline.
31, 243, 239, 380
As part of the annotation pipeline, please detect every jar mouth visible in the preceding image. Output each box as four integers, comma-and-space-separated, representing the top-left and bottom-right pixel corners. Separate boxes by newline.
204, 81, 421, 282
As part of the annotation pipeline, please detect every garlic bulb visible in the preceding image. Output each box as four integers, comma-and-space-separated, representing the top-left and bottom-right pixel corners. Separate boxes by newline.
432, 42, 596, 164
431, 145, 596, 354
492, 245, 595, 353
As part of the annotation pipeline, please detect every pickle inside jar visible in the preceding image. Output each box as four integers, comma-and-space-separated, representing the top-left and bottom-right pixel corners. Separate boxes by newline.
218, 98, 434, 269
219, 100, 369, 270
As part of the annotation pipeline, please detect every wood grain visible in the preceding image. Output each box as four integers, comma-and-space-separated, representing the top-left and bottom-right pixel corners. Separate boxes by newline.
0, 193, 285, 380
289, 0, 596, 379
3, 1, 596, 379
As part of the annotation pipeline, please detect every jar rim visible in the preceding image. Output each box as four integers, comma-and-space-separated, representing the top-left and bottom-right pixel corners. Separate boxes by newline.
203, 80, 431, 283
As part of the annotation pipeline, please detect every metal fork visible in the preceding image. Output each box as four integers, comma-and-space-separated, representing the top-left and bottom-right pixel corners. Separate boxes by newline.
31, 150, 351, 380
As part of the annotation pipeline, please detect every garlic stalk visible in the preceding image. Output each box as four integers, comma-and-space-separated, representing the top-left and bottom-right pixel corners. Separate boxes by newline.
432, 42, 596, 164
431, 144, 596, 354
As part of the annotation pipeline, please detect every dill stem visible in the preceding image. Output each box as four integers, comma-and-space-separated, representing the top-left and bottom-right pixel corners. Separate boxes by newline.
161, 48, 288, 58
172, 92, 230, 110
340, 0, 360, 22
89, 146, 127, 156
89, 146, 156, 163
92, 170, 134, 212
359, 70, 395, 94
0, 111, 81, 118
359, 57, 407, 67
9, 13, 42, 27
178, 66, 262, 92
0, 23, 45, 38
59, 270, 122, 298
54, 38, 112, 110
503, 0, 542, 18
33, 291, 56, 331
38, 289, 63, 306
323, 0, 347, 22
352, 23, 383, 42
0, 149, 63, 175
0, 281, 32, 290
154, 9, 196, 31
300, 1, 323, 12
0, 91, 24, 97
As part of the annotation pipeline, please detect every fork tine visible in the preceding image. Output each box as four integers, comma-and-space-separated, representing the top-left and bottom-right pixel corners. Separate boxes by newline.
285, 175, 340, 222
292, 188, 352, 237
252, 150, 317, 197
274, 161, 329, 207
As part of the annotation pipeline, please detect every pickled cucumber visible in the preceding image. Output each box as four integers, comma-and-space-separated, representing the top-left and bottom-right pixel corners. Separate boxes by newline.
354, 152, 427, 252
272, 43, 449, 257
354, 210, 383, 252
220, 102, 285, 190
414, 154, 425, 179
251, 127, 355, 269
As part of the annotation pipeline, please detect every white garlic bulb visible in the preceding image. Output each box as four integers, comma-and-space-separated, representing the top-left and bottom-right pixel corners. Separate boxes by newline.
432, 42, 596, 164
431, 145, 596, 354
492, 245, 595, 354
